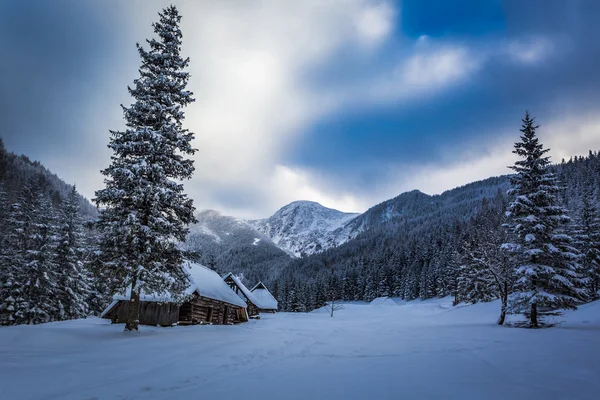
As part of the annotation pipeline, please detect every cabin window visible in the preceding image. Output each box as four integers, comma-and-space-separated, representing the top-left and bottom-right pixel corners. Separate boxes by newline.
206, 307, 213, 323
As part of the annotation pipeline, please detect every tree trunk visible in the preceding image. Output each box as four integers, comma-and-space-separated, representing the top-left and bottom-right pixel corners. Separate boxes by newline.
497, 292, 507, 325
125, 277, 140, 332
530, 302, 538, 328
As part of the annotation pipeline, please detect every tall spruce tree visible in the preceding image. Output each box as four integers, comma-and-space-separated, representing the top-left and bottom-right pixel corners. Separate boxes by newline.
25, 189, 60, 324
94, 5, 196, 331
0, 178, 60, 325
55, 186, 90, 320
0, 188, 25, 325
504, 112, 586, 327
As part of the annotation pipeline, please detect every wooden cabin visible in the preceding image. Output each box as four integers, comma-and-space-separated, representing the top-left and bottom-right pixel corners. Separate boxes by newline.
223, 273, 261, 318
250, 281, 278, 313
101, 263, 248, 326
369, 297, 398, 306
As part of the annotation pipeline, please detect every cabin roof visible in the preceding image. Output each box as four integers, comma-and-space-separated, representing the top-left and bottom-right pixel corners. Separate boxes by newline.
369, 297, 397, 306
110, 262, 247, 309
222, 272, 265, 309
250, 281, 278, 310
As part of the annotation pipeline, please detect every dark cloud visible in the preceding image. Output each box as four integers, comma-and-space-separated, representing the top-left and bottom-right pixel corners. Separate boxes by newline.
0, 1, 131, 158
1, 0, 598, 213
289, 0, 600, 192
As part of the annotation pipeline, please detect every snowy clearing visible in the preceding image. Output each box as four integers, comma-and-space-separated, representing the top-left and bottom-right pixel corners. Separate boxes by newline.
1, 298, 599, 400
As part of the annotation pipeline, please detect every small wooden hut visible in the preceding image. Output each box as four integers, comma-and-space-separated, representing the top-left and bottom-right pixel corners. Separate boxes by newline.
101, 263, 248, 326
223, 272, 261, 318
369, 296, 398, 306
250, 281, 278, 313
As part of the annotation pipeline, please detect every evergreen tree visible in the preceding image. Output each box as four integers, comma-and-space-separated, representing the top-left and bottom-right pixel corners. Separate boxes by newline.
572, 189, 600, 298
55, 186, 90, 320
24, 189, 60, 324
504, 112, 586, 327
1, 179, 60, 325
94, 5, 196, 331
0, 197, 27, 325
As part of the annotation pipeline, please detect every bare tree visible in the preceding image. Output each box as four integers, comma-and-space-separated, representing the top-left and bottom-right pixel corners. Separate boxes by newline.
328, 297, 343, 318
326, 261, 343, 317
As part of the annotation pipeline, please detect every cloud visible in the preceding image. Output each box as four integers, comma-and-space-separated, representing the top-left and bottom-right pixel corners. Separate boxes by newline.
58, 2, 546, 217
4, 0, 595, 220
507, 36, 554, 65
354, 2, 395, 47
275, 109, 600, 217
384, 111, 600, 200
21, 0, 397, 218
270, 165, 366, 214
165, 0, 399, 217
374, 45, 480, 101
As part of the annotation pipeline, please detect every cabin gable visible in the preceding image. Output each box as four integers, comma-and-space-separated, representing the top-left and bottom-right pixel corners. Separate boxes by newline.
223, 274, 261, 318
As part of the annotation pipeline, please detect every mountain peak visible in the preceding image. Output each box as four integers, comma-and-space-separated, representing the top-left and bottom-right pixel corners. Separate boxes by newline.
197, 209, 222, 218
250, 201, 360, 257
283, 200, 323, 208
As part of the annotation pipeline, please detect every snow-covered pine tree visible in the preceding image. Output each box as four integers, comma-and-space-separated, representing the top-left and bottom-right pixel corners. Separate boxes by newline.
0, 183, 8, 229
24, 186, 60, 324
0, 178, 60, 325
572, 189, 600, 298
0, 225, 25, 324
504, 112, 586, 327
0, 185, 25, 325
94, 5, 196, 332
55, 186, 90, 320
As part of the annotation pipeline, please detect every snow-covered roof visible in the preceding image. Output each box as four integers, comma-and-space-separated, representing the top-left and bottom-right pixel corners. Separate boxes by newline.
100, 300, 119, 318
110, 262, 247, 309
369, 297, 397, 306
222, 272, 265, 309
250, 282, 278, 310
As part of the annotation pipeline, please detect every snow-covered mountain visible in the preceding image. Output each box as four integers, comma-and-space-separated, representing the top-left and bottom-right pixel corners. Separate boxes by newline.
248, 201, 360, 257
186, 178, 511, 266
186, 210, 283, 255
185, 201, 360, 262
184, 210, 290, 282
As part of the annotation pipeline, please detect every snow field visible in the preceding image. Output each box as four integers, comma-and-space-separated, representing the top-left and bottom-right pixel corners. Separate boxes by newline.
1, 298, 599, 400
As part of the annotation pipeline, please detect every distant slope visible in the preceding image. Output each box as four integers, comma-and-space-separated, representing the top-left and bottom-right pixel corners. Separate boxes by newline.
248, 201, 360, 257
183, 176, 511, 290
0, 138, 97, 218
330, 176, 510, 244
184, 210, 291, 284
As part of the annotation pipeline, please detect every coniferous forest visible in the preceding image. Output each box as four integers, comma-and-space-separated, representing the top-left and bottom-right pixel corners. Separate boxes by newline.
2, 115, 599, 328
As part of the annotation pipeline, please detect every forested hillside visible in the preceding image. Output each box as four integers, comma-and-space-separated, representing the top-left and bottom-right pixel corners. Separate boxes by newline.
269, 153, 600, 313
0, 139, 108, 325
0, 138, 96, 218
2, 134, 599, 324
184, 210, 290, 284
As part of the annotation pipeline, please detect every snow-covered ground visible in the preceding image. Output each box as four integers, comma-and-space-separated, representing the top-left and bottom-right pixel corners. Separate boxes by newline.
1, 298, 599, 400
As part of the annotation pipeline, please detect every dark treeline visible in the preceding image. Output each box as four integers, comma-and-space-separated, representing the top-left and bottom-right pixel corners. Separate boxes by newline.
0, 139, 109, 325
0, 138, 97, 217
272, 146, 600, 321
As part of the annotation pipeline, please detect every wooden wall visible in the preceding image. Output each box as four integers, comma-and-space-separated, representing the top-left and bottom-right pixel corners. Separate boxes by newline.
178, 293, 247, 325
109, 301, 180, 326
105, 294, 247, 327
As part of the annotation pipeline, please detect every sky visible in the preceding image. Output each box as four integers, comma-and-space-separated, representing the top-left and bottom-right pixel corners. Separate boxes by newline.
1, 0, 600, 219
